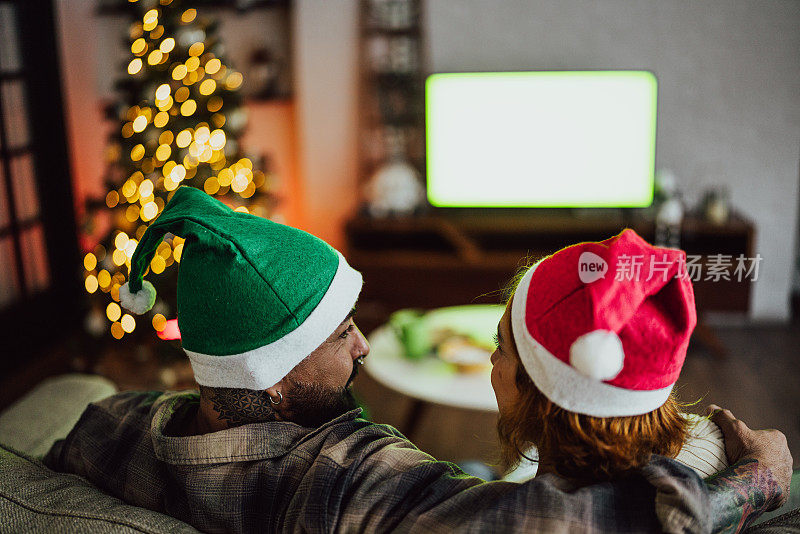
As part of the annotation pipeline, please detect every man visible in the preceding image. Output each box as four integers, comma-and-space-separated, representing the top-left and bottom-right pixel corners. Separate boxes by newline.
46, 187, 791, 533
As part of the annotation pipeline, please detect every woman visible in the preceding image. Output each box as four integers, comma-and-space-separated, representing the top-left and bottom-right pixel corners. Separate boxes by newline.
490, 229, 727, 482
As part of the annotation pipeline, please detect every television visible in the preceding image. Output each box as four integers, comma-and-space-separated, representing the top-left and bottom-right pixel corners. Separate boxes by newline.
425, 71, 657, 208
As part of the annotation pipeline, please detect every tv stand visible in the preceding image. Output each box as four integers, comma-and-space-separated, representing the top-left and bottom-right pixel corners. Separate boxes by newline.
345, 211, 755, 358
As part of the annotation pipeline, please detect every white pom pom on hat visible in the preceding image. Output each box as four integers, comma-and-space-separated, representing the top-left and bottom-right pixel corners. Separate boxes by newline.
119, 280, 157, 315
569, 329, 625, 381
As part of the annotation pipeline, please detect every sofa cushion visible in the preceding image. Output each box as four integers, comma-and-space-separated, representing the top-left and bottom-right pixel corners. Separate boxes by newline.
0, 442, 199, 533
0, 374, 117, 458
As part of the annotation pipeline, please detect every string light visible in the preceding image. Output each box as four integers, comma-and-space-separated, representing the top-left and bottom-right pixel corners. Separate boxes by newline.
199, 79, 216, 96
218, 168, 233, 186
164, 175, 179, 191
241, 181, 256, 198
132, 115, 147, 133
130, 144, 145, 161
180, 8, 196, 23
143, 9, 159, 31
98, 270, 111, 289
211, 113, 225, 127
170, 64, 189, 81
231, 172, 248, 193
106, 190, 120, 208
186, 56, 200, 72
159, 37, 175, 53
209, 129, 226, 149
154, 111, 169, 128
205, 58, 221, 75
131, 38, 147, 55
174, 86, 189, 102
150, 254, 167, 274
155, 144, 171, 160
147, 50, 164, 65
113, 249, 127, 266
124, 239, 138, 259
152, 313, 167, 331
204, 176, 220, 195
115, 232, 129, 251
126, 205, 140, 222
85, 274, 98, 293
156, 96, 173, 111
139, 179, 154, 198
84, 253, 97, 271
107, 302, 122, 322
170, 164, 186, 181
141, 201, 159, 221
184, 71, 199, 85
226, 72, 243, 89
180, 99, 197, 116
110, 322, 124, 340
159, 130, 174, 145
155, 83, 170, 100
128, 58, 143, 75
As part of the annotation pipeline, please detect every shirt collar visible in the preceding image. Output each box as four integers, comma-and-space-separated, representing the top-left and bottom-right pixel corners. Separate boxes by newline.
149, 391, 362, 465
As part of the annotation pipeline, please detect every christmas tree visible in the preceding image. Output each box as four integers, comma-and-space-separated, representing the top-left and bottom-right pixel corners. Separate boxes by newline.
83, 0, 275, 341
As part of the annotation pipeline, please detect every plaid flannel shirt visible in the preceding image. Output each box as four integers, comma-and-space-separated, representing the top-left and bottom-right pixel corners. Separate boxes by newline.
44, 391, 736, 533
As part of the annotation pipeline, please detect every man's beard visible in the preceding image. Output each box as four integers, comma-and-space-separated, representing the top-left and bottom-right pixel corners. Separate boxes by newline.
282, 362, 361, 428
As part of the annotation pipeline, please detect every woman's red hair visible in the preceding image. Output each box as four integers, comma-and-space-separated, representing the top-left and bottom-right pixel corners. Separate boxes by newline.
498, 349, 688, 481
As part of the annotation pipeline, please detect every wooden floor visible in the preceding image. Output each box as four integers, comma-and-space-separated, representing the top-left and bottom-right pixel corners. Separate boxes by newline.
355, 323, 800, 469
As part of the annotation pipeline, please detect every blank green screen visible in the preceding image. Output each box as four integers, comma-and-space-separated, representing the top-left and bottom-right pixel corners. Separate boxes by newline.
425, 71, 657, 207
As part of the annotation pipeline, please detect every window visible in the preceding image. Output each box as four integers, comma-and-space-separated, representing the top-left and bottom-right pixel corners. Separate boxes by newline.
0, 0, 80, 372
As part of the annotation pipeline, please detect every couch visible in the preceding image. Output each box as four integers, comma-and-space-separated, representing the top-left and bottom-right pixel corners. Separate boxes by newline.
0, 374, 797, 533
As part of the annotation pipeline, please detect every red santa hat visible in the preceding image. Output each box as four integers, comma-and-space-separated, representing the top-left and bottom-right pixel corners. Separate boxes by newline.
510, 229, 696, 417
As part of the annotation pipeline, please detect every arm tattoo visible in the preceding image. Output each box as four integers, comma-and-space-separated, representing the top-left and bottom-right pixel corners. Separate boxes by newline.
199, 386, 277, 427
706, 458, 783, 534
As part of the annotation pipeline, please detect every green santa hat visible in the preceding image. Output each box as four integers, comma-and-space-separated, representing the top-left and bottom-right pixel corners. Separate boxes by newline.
119, 186, 363, 390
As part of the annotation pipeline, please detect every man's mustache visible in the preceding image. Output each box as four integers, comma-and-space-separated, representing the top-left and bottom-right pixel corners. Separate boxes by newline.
345, 360, 360, 389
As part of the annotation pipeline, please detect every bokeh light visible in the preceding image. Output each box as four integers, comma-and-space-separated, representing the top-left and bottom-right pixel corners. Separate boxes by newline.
106, 302, 122, 322
128, 58, 143, 75
181, 8, 197, 23
152, 313, 167, 332
85, 274, 98, 293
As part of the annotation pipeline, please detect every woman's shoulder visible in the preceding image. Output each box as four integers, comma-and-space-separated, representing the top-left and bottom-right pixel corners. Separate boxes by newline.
675, 413, 729, 478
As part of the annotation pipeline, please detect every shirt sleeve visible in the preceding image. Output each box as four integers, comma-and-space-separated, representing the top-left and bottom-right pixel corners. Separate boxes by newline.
295, 421, 710, 533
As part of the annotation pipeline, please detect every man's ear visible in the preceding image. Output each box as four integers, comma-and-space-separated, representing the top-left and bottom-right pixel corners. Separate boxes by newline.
265, 380, 287, 402
264, 379, 290, 420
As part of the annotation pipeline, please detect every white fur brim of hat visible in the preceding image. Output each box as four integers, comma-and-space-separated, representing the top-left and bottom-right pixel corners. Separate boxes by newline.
510, 264, 673, 417
184, 251, 362, 390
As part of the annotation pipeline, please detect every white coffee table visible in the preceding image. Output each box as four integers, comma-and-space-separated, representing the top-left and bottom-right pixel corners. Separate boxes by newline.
363, 305, 504, 439
364, 325, 499, 413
